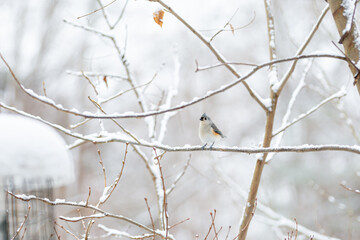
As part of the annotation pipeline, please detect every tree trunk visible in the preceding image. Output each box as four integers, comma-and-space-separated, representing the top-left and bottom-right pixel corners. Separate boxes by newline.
328, 0, 360, 93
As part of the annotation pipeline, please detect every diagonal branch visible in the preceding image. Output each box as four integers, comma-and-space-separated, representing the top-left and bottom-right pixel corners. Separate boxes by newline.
0, 51, 346, 120
2, 101, 360, 155
276, 5, 330, 94
272, 88, 346, 137
8, 192, 174, 239
150, 0, 268, 111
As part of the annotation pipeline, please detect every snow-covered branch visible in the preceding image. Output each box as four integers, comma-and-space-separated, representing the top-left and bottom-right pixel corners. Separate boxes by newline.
8, 192, 172, 239
0, 52, 347, 119
1, 101, 360, 156
272, 88, 346, 137
66, 70, 128, 81
264, 0, 279, 92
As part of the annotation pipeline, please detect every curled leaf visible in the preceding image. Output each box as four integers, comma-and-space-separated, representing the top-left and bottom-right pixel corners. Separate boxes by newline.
153, 9, 165, 27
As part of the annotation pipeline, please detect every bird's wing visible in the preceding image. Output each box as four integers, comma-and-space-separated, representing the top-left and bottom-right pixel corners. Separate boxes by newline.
211, 122, 224, 138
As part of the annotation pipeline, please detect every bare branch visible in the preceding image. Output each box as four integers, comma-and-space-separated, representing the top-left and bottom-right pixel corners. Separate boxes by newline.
276, 5, 330, 94
272, 88, 346, 137
77, 0, 117, 19
81, 71, 99, 95
0, 51, 346, 120
8, 192, 172, 239
195, 54, 345, 72
67, 70, 128, 80
166, 154, 191, 195
54, 221, 80, 240
96, 146, 107, 187
340, 183, 360, 194
144, 198, 156, 240
10, 203, 31, 240
150, 0, 267, 111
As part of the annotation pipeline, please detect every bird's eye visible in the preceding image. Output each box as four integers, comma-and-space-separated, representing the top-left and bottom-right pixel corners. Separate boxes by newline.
204, 117, 207, 120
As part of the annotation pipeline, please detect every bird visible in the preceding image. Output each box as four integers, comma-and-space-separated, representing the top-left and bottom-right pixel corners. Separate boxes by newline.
199, 113, 225, 149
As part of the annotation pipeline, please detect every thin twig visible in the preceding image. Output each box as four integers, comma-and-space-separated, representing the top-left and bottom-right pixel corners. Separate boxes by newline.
54, 221, 80, 240
276, 5, 329, 94
209, 8, 240, 42
53, 225, 61, 240
81, 71, 99, 95
88, 96, 141, 144
10, 203, 31, 240
210, 210, 219, 240
112, 0, 129, 28
150, 0, 268, 111
77, 0, 117, 19
42, 81, 47, 96
9, 192, 171, 239
267, 59, 310, 162
85, 187, 91, 206
168, 218, 190, 230
340, 183, 360, 194
77, 209, 87, 230
97, 0, 112, 28
67, 70, 128, 80
272, 89, 346, 137
96, 145, 107, 187
153, 147, 169, 239
99, 77, 154, 104
1, 51, 346, 120
166, 154, 191, 195
144, 198, 156, 240
224, 226, 231, 240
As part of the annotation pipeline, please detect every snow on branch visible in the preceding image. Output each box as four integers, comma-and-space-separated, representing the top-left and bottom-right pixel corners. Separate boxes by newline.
264, 0, 279, 91
272, 88, 346, 137
0, 51, 346, 119
66, 70, 128, 81
7, 192, 171, 239
150, 0, 268, 111
1, 100, 360, 156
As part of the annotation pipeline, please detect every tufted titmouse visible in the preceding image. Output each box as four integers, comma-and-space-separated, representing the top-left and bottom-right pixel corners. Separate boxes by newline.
199, 113, 225, 149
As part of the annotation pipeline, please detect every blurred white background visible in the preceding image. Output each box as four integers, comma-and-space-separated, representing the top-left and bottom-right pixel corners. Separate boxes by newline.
0, 0, 359, 239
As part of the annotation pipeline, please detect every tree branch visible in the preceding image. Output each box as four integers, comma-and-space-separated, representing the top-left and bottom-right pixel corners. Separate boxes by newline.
150, 0, 268, 111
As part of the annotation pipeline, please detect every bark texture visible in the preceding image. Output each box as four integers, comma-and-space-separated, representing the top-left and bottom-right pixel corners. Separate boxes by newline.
328, 0, 360, 93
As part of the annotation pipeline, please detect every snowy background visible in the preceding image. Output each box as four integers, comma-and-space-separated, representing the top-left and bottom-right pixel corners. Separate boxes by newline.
0, 0, 360, 239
